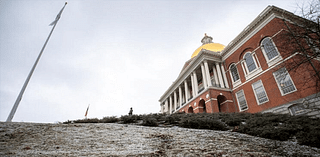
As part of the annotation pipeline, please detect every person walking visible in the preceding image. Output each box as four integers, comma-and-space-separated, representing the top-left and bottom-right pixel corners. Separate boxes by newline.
129, 107, 133, 116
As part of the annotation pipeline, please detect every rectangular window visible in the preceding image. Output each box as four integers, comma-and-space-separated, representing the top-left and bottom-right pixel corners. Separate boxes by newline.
273, 68, 297, 95
252, 80, 268, 104
289, 104, 307, 115
236, 90, 248, 111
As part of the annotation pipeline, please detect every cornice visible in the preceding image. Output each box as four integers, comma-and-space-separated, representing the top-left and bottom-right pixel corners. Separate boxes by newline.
221, 5, 298, 60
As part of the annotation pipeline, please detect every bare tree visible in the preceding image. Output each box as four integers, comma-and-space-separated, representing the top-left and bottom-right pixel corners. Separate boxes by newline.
277, 0, 320, 115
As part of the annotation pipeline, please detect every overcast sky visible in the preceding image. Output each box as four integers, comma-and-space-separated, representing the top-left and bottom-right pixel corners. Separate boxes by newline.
0, 0, 299, 123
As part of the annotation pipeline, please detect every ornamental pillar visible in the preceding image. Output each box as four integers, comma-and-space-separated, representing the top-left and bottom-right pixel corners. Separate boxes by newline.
215, 62, 225, 88
220, 64, 229, 88
169, 95, 172, 114
193, 71, 199, 95
213, 65, 219, 86
184, 80, 189, 102
190, 74, 195, 97
204, 60, 212, 87
165, 99, 168, 113
179, 86, 182, 107
200, 62, 208, 88
161, 102, 164, 113
174, 91, 177, 112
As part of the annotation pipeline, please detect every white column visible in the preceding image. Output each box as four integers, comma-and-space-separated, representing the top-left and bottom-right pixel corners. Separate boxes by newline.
174, 91, 177, 112
193, 71, 199, 95
169, 95, 172, 114
213, 65, 219, 86
216, 62, 225, 88
204, 60, 212, 87
190, 74, 195, 97
179, 86, 182, 107
184, 80, 189, 102
165, 99, 168, 113
200, 62, 208, 88
161, 102, 163, 113
220, 64, 229, 88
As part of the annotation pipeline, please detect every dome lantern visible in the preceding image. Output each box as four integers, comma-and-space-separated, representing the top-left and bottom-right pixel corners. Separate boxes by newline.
201, 33, 213, 45
191, 34, 225, 58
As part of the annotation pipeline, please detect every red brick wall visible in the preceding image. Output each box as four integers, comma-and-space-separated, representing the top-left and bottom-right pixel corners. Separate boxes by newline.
224, 17, 320, 113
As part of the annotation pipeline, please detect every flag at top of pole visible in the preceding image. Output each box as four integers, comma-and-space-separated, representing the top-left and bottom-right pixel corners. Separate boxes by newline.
49, 2, 67, 26
6, 2, 68, 122
85, 104, 90, 119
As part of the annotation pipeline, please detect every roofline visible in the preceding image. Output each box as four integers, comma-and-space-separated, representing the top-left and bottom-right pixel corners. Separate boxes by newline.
221, 5, 298, 58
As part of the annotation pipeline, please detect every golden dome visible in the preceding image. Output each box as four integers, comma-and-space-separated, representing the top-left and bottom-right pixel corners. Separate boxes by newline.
191, 43, 225, 58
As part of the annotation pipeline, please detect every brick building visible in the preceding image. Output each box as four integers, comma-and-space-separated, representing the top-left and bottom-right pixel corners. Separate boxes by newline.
159, 5, 320, 117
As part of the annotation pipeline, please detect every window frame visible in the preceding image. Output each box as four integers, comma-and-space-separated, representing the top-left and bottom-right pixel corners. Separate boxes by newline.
288, 104, 308, 116
229, 63, 241, 87
235, 89, 249, 112
261, 37, 282, 67
273, 67, 297, 96
241, 51, 262, 80
251, 80, 269, 105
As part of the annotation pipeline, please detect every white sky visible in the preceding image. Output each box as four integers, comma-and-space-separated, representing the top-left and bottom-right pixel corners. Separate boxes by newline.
0, 0, 299, 123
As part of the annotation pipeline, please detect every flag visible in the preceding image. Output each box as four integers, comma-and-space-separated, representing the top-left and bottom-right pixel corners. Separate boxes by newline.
85, 104, 90, 117
49, 2, 67, 26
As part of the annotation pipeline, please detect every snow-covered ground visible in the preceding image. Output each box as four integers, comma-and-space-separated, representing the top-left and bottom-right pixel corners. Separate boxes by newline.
0, 122, 319, 156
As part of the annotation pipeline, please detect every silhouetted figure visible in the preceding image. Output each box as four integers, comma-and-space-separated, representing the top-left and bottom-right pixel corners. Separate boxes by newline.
129, 107, 133, 116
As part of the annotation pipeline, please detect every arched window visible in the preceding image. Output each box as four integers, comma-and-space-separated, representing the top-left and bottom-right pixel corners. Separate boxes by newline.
230, 64, 240, 82
244, 53, 257, 72
289, 104, 307, 115
261, 37, 280, 61
241, 51, 262, 80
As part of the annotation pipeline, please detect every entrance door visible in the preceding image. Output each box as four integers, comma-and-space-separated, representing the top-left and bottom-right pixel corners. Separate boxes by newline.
217, 95, 227, 112
188, 106, 193, 113
199, 99, 206, 113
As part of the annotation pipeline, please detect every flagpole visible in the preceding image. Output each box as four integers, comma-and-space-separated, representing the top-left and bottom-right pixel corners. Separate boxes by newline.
6, 2, 67, 122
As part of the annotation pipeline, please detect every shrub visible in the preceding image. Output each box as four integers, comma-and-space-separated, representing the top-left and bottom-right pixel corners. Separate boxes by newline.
224, 117, 243, 126
121, 115, 138, 124
296, 128, 320, 148
179, 116, 228, 131
142, 117, 158, 127
73, 118, 99, 123
100, 116, 119, 123
165, 113, 182, 124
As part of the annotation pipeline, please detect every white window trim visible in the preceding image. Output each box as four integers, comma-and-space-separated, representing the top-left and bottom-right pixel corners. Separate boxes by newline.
229, 63, 241, 88
242, 52, 262, 80
261, 37, 283, 67
251, 80, 269, 105
235, 89, 249, 112
288, 104, 309, 116
273, 67, 297, 96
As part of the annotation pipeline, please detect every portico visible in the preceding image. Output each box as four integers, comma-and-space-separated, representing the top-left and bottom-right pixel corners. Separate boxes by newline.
159, 35, 233, 114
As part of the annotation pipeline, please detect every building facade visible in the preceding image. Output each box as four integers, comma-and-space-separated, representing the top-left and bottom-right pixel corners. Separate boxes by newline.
159, 6, 320, 117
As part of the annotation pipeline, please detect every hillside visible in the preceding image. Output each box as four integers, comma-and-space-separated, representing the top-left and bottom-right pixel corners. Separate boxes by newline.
1, 122, 320, 156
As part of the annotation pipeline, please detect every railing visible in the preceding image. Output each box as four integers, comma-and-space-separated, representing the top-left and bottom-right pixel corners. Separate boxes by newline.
188, 96, 193, 101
